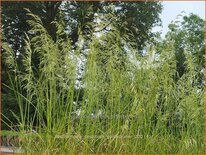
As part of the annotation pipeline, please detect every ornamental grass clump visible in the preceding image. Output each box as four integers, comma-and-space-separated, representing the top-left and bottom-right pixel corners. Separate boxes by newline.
2, 10, 204, 154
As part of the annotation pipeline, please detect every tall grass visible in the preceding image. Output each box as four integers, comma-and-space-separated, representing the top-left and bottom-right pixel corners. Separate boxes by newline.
2, 11, 204, 154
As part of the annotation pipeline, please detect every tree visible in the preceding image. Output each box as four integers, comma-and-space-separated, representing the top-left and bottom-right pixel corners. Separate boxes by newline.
63, 1, 162, 51
110, 1, 162, 51
2, 1, 162, 57
165, 13, 205, 85
2, 1, 62, 50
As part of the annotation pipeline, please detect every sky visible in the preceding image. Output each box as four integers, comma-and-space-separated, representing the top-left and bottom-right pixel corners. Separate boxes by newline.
153, 1, 205, 37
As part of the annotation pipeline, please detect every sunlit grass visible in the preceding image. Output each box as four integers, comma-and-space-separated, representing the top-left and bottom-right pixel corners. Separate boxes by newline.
2, 10, 204, 154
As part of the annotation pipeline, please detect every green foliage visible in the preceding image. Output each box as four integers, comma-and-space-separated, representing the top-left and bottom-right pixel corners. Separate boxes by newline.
166, 13, 204, 84
1, 93, 19, 130
1, 2, 163, 128
63, 1, 162, 50
2, 1, 162, 55
2, 9, 204, 155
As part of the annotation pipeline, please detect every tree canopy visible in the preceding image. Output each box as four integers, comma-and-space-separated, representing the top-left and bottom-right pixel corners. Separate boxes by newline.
166, 13, 205, 85
2, 1, 162, 52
